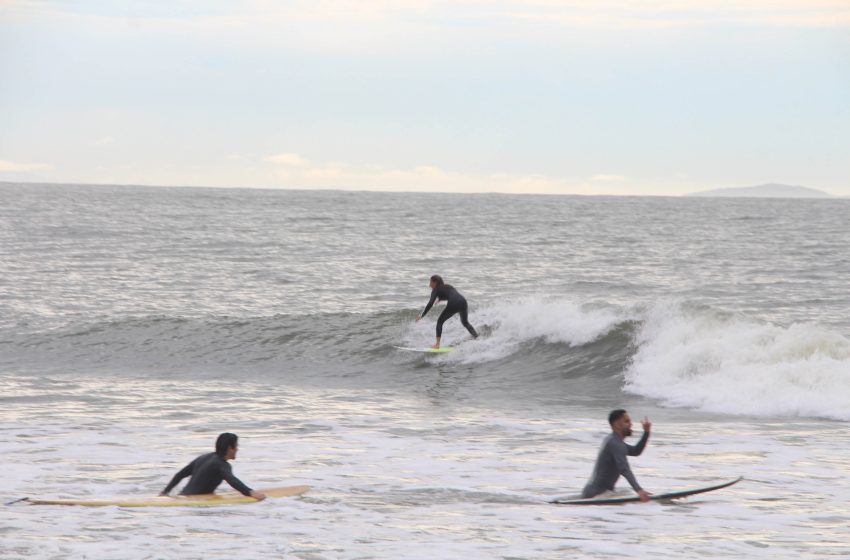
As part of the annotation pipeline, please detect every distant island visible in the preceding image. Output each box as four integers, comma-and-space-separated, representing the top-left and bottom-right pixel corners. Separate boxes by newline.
687, 183, 832, 199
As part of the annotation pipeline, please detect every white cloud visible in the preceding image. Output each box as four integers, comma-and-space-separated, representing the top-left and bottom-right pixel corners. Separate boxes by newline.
181, 1, 850, 30
495, 0, 850, 28
0, 159, 52, 172
264, 153, 310, 166
260, 155, 585, 194
9, 1, 847, 52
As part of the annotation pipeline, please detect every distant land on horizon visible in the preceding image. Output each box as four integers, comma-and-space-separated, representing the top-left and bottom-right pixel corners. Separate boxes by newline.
687, 183, 833, 199
0, 180, 842, 198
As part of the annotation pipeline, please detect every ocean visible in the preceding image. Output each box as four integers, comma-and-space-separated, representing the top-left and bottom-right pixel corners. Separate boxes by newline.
1, 182, 848, 559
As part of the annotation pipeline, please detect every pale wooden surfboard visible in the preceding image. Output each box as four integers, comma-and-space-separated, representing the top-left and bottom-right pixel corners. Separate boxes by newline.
25, 485, 310, 507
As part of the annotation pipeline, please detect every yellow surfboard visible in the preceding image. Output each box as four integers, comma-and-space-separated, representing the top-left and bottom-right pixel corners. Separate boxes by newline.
24, 485, 310, 507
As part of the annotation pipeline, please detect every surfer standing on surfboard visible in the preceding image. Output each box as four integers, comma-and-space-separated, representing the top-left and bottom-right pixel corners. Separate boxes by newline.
416, 274, 479, 349
160, 433, 266, 501
582, 410, 652, 501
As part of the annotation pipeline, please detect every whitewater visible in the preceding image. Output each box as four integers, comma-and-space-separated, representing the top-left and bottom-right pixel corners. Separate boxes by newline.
1, 182, 849, 558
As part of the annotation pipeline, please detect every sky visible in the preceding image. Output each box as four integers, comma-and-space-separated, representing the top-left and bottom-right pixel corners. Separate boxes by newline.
1, 0, 848, 196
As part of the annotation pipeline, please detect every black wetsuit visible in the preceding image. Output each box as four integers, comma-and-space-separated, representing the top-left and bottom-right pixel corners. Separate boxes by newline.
421, 284, 478, 338
581, 431, 649, 498
161, 452, 253, 496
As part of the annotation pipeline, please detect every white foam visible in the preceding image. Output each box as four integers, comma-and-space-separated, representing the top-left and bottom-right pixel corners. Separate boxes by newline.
625, 302, 850, 420
406, 296, 628, 363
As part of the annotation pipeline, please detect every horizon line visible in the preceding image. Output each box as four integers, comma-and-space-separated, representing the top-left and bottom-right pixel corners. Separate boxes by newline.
0, 179, 844, 200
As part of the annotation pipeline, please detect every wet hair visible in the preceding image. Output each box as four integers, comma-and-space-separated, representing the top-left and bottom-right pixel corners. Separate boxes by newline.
608, 409, 627, 426
430, 274, 444, 287
215, 432, 238, 457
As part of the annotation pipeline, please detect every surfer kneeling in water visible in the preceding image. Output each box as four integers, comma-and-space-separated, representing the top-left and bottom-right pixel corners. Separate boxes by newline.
160, 433, 266, 500
582, 409, 652, 501
416, 274, 479, 349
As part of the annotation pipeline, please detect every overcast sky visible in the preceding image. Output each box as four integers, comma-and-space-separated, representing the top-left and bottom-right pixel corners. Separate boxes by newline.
1, 1, 848, 196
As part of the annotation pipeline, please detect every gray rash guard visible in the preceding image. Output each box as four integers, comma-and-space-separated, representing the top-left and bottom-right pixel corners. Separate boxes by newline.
161, 452, 253, 496
582, 431, 649, 498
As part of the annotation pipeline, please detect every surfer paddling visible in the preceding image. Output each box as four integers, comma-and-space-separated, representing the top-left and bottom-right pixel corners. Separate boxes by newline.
582, 410, 652, 501
416, 274, 479, 349
161, 433, 266, 501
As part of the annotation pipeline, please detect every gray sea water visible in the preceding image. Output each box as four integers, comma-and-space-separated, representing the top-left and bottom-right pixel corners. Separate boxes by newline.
1, 182, 849, 559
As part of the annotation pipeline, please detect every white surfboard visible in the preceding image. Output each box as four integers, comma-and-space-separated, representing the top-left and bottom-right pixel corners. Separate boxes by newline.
392, 345, 455, 354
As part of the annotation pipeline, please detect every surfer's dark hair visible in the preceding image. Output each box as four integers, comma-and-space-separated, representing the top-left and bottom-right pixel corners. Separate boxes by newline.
608, 409, 627, 426
430, 274, 444, 287
215, 433, 238, 457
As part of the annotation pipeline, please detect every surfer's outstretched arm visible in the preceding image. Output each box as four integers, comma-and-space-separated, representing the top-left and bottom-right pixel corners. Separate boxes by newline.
417, 289, 438, 320
219, 462, 264, 499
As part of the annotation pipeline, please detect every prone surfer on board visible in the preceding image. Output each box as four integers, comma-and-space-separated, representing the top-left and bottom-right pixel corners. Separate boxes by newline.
160, 433, 266, 501
416, 274, 479, 349
582, 410, 652, 501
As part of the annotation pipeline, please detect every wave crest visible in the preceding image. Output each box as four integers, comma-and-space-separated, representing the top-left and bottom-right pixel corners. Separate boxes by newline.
625, 302, 850, 420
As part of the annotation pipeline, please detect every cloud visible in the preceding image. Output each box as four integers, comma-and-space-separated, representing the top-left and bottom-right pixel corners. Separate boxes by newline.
260, 154, 585, 194
494, 0, 850, 29
10, 1, 848, 53
264, 153, 310, 166
174, 1, 850, 30
590, 174, 627, 182
257, 155, 699, 195
0, 159, 53, 172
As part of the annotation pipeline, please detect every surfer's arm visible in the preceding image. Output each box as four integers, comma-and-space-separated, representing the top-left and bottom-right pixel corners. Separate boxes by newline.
161, 461, 195, 495
221, 463, 253, 496
612, 442, 643, 492
419, 290, 438, 318
626, 431, 650, 456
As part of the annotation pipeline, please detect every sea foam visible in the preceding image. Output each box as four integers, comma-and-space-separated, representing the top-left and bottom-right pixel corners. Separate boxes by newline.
625, 302, 850, 420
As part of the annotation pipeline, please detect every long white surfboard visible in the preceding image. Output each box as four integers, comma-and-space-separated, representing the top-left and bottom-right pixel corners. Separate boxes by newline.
22, 485, 310, 507
392, 345, 455, 353
550, 477, 742, 505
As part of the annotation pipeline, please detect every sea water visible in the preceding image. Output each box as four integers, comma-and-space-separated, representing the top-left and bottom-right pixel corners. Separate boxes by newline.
1, 183, 848, 559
